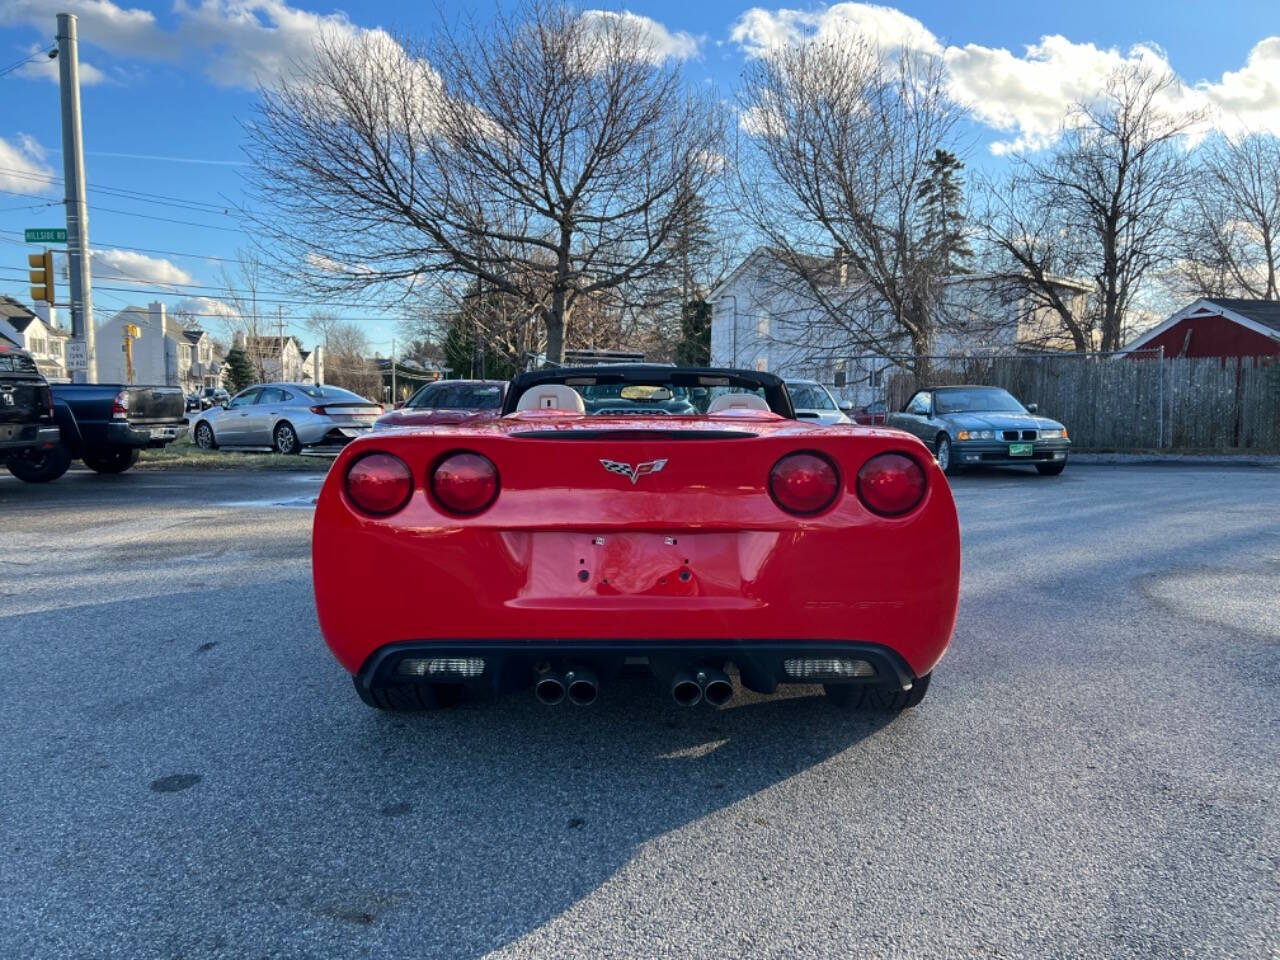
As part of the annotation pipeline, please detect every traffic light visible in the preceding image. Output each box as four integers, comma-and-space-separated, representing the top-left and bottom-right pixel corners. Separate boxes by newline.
28, 249, 54, 306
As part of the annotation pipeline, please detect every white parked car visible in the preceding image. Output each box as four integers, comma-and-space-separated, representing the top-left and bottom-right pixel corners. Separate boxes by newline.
189, 383, 383, 454
784, 379, 852, 425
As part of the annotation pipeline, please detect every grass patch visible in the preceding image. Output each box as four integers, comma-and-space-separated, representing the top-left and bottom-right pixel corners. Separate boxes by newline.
138, 436, 331, 471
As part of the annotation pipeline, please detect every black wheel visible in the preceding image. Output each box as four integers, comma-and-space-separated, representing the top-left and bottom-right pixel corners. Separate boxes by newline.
1036, 459, 1067, 476
193, 421, 217, 450
6, 444, 72, 483
935, 434, 959, 476
82, 447, 141, 474
825, 673, 931, 712
356, 678, 465, 712
273, 421, 302, 455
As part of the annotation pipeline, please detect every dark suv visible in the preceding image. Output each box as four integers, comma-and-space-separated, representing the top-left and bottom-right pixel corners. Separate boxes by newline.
0, 344, 62, 482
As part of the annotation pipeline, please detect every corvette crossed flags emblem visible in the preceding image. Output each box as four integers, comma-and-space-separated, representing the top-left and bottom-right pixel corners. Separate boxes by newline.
600, 458, 668, 485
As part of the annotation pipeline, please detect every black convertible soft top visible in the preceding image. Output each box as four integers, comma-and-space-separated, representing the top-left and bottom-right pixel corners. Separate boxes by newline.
502, 365, 796, 418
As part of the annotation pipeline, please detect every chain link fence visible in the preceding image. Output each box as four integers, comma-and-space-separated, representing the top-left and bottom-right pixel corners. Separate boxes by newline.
827, 350, 1280, 452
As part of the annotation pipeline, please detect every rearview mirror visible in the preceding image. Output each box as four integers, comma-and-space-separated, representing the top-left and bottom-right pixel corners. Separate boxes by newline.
1026, 402, 1038, 413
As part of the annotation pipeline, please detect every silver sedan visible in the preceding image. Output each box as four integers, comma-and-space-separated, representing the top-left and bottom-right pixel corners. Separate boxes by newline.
189, 383, 383, 454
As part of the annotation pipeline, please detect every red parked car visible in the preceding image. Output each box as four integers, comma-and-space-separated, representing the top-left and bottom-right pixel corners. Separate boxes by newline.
853, 399, 888, 425
313, 366, 960, 715
373, 379, 506, 430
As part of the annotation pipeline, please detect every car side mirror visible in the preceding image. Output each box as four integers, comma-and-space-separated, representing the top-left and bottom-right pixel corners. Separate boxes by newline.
838, 400, 853, 413
1025, 402, 1038, 413
394, 401, 405, 410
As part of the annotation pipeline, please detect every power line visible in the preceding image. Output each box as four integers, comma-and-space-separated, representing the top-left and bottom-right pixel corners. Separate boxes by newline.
83, 204, 246, 233
0, 165, 247, 216
0, 47, 56, 79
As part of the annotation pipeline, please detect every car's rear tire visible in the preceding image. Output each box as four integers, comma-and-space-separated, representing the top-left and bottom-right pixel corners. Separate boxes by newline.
274, 421, 301, 455
6, 444, 72, 483
357, 679, 465, 712
193, 422, 217, 450
83, 447, 141, 474
825, 672, 931, 712
1036, 459, 1067, 476
935, 434, 959, 475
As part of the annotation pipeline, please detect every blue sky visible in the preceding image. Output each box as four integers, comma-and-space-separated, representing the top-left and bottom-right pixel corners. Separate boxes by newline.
1, 1, 1278, 352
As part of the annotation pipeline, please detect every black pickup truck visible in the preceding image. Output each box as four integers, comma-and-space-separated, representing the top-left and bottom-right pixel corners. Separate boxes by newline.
0, 345, 61, 479
2, 346, 187, 483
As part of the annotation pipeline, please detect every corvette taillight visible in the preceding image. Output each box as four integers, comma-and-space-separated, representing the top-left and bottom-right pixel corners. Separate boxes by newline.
431, 451, 499, 515
856, 453, 926, 516
769, 452, 839, 515
345, 452, 414, 515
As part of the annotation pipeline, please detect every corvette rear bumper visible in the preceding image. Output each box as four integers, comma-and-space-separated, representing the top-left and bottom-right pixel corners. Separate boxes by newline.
353, 639, 919, 704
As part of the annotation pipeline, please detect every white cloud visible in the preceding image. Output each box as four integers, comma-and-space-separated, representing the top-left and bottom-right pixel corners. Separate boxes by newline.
170, 296, 239, 322
0, 0, 164, 58
172, 0, 394, 89
0, 134, 56, 194
91, 249, 193, 286
729, 3, 1280, 151
581, 10, 701, 62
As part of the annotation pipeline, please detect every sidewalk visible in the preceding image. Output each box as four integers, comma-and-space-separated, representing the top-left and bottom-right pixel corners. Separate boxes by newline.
1073, 452, 1280, 467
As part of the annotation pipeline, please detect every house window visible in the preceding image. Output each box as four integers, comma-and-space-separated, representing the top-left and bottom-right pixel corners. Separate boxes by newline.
756, 316, 769, 337
869, 367, 884, 388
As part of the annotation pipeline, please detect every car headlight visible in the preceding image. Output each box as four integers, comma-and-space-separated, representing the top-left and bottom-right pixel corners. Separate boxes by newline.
1040, 429, 1063, 439
957, 430, 994, 441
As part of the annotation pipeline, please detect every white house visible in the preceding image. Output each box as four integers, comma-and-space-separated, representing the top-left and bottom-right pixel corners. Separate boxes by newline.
236, 334, 320, 383
0, 296, 71, 382
709, 247, 1093, 405
97, 301, 222, 391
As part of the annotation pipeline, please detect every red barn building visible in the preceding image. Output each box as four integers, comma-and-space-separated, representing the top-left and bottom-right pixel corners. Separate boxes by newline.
1123, 299, 1280, 361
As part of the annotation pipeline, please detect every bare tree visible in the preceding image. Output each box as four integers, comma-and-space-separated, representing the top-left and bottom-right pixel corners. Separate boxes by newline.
313, 315, 380, 398
218, 251, 272, 381
734, 38, 968, 375
1176, 133, 1280, 300
246, 0, 723, 365
984, 64, 1203, 351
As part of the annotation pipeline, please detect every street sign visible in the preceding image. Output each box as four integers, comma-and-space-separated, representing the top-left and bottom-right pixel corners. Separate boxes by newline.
25, 228, 67, 243
65, 340, 88, 371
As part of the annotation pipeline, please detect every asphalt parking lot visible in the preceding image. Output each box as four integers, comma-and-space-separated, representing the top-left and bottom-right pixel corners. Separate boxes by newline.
1, 463, 1277, 959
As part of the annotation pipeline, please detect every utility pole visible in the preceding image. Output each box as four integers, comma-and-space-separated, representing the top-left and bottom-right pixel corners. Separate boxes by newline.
390, 337, 396, 405
277, 306, 285, 381
57, 13, 96, 383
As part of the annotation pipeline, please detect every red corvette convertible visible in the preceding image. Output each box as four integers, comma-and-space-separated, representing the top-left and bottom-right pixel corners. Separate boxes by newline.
313, 366, 960, 714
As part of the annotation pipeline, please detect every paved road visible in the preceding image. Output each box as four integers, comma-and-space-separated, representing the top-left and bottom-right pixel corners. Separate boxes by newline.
1, 464, 1277, 959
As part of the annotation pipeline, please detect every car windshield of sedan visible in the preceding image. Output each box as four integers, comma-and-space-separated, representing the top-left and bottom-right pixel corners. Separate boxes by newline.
935, 388, 1026, 414
787, 383, 836, 409
410, 384, 503, 410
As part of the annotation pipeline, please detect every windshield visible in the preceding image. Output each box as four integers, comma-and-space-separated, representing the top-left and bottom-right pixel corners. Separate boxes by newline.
411, 383, 504, 410
935, 388, 1026, 414
787, 383, 836, 410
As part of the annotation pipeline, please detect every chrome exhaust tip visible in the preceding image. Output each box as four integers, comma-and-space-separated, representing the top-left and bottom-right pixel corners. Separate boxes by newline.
701, 668, 734, 707
565, 667, 599, 707
671, 671, 703, 707
535, 674, 566, 706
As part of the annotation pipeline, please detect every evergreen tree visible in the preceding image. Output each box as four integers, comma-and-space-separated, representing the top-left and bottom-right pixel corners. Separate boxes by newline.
675, 299, 711, 366
918, 149, 972, 276
223, 346, 257, 393
442, 313, 516, 381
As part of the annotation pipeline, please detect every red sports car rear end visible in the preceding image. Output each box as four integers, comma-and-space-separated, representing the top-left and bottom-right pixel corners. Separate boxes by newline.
312, 367, 960, 714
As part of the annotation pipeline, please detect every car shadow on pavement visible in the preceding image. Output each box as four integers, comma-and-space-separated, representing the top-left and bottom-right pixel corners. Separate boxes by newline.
252, 677, 895, 957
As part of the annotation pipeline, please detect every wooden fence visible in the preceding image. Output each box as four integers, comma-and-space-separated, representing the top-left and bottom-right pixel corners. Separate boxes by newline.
875, 352, 1280, 452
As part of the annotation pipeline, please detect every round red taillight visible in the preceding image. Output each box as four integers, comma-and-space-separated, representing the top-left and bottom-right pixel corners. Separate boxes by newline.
856, 452, 926, 516
345, 452, 414, 515
769, 452, 840, 515
431, 451, 499, 515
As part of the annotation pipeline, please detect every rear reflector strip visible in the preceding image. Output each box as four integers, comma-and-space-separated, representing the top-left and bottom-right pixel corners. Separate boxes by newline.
397, 657, 486, 679
783, 658, 875, 679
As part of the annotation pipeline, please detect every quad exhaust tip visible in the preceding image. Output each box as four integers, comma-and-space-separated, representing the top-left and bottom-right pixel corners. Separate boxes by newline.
565, 668, 598, 707
535, 674, 566, 706
671, 671, 703, 707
